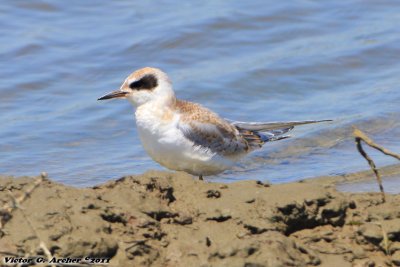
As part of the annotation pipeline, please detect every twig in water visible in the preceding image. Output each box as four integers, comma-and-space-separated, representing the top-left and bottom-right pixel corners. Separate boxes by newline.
353, 127, 400, 203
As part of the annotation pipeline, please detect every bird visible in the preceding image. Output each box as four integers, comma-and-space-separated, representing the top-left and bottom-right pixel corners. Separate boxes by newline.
98, 67, 331, 180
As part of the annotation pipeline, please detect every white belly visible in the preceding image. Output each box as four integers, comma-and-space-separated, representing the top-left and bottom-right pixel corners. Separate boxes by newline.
135, 106, 233, 176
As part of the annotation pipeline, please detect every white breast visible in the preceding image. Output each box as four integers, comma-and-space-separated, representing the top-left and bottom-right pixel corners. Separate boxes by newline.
134, 103, 233, 176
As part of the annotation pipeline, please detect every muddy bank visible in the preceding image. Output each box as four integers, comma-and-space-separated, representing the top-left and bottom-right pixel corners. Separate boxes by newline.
1, 170, 400, 266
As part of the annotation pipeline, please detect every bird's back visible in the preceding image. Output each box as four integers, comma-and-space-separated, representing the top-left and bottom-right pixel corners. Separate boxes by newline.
174, 99, 271, 156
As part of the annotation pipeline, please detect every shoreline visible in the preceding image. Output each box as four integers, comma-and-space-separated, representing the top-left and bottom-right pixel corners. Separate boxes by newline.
1, 167, 400, 266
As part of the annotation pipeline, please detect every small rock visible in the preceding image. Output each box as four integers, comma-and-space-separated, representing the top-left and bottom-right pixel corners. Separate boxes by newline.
382, 219, 400, 241
304, 199, 315, 206
160, 239, 169, 247
206, 237, 211, 247
206, 209, 231, 222
245, 198, 256, 204
352, 246, 366, 259
173, 215, 192, 225
349, 200, 356, 209
236, 232, 247, 239
359, 224, 383, 245
256, 180, 270, 187
206, 190, 221, 198
393, 251, 400, 266
389, 242, 400, 254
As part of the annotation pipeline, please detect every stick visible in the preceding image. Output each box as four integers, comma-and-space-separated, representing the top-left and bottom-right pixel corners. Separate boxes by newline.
354, 128, 400, 160
353, 128, 400, 203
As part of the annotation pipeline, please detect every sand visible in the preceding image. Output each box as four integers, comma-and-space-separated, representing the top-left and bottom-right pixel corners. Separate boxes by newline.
1, 166, 400, 267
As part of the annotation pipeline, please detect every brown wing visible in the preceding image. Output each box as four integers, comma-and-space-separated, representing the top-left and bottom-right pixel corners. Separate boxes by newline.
175, 100, 250, 156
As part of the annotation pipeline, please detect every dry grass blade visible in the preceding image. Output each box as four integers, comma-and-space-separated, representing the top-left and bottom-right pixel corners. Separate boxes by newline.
1, 173, 46, 229
353, 127, 400, 203
7, 185, 56, 267
380, 224, 391, 255
0, 172, 58, 267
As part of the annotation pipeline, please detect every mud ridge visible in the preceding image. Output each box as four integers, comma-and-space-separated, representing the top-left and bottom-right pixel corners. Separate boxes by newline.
1, 170, 400, 266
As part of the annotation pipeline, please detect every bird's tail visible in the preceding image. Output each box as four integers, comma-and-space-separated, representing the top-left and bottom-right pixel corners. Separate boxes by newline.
258, 127, 294, 142
231, 119, 332, 148
229, 119, 332, 132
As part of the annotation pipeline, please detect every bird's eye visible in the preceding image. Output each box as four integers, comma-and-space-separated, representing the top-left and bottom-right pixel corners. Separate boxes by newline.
129, 74, 158, 90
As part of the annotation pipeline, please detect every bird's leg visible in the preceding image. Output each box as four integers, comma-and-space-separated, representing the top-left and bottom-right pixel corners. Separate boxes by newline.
199, 175, 203, 181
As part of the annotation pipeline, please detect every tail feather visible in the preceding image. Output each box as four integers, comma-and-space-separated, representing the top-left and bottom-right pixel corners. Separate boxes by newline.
237, 127, 293, 149
262, 134, 291, 142
229, 119, 332, 132
258, 127, 293, 143
232, 119, 332, 148
262, 126, 294, 137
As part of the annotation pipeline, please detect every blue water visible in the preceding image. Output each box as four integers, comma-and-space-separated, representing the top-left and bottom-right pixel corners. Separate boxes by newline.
338, 176, 400, 194
1, 1, 400, 186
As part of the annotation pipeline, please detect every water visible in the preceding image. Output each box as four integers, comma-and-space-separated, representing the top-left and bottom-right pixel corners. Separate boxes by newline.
337, 176, 400, 194
1, 1, 400, 187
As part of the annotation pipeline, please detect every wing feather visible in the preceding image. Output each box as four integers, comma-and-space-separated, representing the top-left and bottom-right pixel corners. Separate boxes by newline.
175, 100, 249, 156
177, 120, 249, 156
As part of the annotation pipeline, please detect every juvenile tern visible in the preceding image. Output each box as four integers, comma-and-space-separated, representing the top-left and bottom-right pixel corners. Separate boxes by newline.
98, 67, 330, 180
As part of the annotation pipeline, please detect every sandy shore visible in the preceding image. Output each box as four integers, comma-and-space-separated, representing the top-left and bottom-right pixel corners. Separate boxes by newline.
1, 167, 400, 267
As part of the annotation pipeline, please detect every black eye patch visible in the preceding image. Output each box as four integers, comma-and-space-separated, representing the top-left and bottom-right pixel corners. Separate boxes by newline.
129, 74, 158, 90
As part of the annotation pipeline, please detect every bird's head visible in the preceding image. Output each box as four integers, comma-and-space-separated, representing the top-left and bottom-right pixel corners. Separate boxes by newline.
98, 67, 175, 106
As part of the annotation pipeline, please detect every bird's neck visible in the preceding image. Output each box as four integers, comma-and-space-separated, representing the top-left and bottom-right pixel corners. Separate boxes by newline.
135, 96, 178, 127
153, 94, 177, 109
134, 95, 177, 113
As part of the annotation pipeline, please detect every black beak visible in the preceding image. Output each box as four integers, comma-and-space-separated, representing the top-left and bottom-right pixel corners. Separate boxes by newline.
98, 90, 128, 100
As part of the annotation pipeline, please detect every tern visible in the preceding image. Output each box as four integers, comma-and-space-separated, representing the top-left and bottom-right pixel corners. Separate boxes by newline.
98, 67, 330, 180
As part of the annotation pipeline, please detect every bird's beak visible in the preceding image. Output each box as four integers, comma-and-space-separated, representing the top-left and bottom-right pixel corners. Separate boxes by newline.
97, 90, 129, 100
